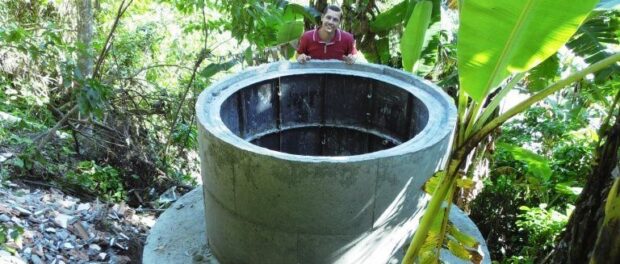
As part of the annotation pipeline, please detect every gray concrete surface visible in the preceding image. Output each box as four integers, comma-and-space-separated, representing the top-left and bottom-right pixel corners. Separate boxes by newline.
143, 188, 491, 264
195, 61, 459, 263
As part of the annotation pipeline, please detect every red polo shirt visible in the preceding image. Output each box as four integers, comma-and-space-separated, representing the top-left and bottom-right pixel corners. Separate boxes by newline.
297, 28, 357, 60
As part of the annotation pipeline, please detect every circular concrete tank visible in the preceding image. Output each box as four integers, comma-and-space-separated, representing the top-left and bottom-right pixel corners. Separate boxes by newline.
196, 61, 457, 264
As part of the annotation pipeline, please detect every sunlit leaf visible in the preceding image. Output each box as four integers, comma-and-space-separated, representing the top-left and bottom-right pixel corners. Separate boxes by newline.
276, 20, 304, 45
566, 10, 620, 83
526, 54, 560, 92
423, 170, 444, 194
284, 3, 320, 24
448, 224, 479, 248
456, 178, 475, 189
458, 0, 599, 102
418, 230, 440, 264
376, 37, 391, 64
200, 60, 237, 80
369, 0, 408, 32
400, 1, 433, 72
498, 143, 552, 181
555, 183, 583, 196
447, 239, 472, 260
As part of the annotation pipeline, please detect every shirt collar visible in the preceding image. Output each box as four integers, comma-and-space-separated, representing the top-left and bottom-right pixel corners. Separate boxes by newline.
312, 28, 341, 44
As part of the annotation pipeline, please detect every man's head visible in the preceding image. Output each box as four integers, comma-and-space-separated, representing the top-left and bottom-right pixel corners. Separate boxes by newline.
320, 5, 342, 34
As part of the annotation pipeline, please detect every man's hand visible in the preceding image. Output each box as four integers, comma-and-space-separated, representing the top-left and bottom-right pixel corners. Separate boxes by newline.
343, 54, 356, 65
297, 54, 311, 64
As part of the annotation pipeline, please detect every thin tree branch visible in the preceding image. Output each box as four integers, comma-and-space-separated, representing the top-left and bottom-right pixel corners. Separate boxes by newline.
161, 50, 208, 159
92, 0, 133, 79
36, 105, 79, 151
37, 0, 134, 151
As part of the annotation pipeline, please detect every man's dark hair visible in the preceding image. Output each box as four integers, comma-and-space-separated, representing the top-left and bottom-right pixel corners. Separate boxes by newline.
324, 5, 341, 14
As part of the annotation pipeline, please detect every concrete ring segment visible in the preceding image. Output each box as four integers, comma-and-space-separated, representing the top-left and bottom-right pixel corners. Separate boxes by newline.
193, 61, 460, 263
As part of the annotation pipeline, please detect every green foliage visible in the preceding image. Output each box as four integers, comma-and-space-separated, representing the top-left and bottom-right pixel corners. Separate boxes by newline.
516, 204, 572, 256
200, 60, 237, 80
471, 97, 600, 261
498, 143, 552, 182
457, 0, 598, 103
370, 0, 408, 33
566, 10, 620, 83
0, 223, 24, 254
66, 161, 126, 202
400, 1, 432, 72
526, 54, 560, 92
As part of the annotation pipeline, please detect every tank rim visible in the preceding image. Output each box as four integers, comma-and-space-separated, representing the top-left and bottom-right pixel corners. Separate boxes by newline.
196, 60, 457, 163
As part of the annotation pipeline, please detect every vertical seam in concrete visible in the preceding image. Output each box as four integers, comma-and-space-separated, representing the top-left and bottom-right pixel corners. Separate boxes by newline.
237, 90, 246, 139
367, 81, 375, 152
274, 78, 281, 151
371, 159, 380, 228
405, 93, 414, 140
320, 74, 326, 156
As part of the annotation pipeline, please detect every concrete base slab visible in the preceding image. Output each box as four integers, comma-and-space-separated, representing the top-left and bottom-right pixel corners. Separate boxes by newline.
143, 188, 491, 264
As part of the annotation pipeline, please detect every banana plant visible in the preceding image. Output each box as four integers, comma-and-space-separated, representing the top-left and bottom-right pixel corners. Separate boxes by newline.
402, 0, 620, 263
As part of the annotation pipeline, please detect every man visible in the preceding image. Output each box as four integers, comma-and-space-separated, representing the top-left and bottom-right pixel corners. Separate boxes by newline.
296, 5, 357, 64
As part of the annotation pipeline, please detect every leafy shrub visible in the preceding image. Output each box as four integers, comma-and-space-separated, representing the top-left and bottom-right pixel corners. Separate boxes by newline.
515, 204, 572, 257
0, 224, 24, 254
66, 161, 126, 202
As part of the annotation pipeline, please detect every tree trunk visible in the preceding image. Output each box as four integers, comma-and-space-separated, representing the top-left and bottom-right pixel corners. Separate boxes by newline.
549, 111, 620, 264
590, 176, 620, 263
77, 0, 94, 79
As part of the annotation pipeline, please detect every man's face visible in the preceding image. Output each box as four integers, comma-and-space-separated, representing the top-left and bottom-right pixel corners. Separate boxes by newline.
321, 9, 341, 33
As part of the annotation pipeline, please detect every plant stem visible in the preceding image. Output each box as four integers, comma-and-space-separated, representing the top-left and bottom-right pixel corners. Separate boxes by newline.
402, 150, 465, 263
404, 52, 620, 263
462, 52, 620, 154
472, 72, 525, 132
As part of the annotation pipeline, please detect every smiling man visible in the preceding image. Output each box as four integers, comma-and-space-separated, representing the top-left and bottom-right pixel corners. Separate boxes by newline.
296, 5, 357, 64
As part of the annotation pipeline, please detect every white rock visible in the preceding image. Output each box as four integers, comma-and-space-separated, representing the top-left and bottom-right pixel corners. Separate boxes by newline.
12, 205, 31, 216
53, 214, 73, 229
60, 200, 76, 209
98, 252, 107, 261
87, 244, 101, 255
0, 250, 26, 264
88, 244, 101, 251
76, 203, 90, 211
31, 255, 44, 264
33, 209, 48, 216
0, 214, 10, 222
11, 216, 21, 224
62, 242, 74, 249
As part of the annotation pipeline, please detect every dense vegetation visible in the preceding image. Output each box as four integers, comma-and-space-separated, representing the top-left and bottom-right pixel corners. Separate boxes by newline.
1, 0, 618, 263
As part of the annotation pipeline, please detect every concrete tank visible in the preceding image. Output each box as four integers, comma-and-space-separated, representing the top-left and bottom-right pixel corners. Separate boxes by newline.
196, 61, 457, 264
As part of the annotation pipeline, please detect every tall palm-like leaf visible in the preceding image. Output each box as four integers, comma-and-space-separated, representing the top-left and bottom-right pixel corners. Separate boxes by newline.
458, 0, 599, 103
401, 1, 433, 72
567, 10, 620, 82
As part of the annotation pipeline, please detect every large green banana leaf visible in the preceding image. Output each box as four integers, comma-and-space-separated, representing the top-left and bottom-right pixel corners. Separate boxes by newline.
369, 0, 408, 33
567, 10, 620, 82
400, 1, 433, 72
457, 0, 599, 103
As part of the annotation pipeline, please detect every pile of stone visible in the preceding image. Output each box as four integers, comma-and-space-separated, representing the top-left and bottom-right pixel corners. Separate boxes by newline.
0, 181, 156, 263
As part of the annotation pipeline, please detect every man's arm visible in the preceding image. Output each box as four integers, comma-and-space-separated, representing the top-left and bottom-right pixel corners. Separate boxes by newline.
342, 54, 356, 65
297, 53, 311, 64
343, 34, 357, 64
296, 32, 311, 64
